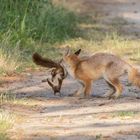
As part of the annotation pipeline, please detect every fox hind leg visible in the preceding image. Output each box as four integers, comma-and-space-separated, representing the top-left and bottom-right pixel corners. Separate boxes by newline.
108, 78, 123, 99
104, 62, 123, 99
102, 80, 116, 98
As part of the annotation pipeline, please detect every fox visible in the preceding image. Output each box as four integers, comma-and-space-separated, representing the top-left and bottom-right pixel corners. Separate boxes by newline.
62, 48, 140, 99
32, 53, 67, 96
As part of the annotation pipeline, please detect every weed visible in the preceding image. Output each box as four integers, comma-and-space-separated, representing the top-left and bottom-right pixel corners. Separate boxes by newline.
0, 91, 16, 105
95, 134, 102, 140
112, 111, 137, 119
0, 91, 33, 107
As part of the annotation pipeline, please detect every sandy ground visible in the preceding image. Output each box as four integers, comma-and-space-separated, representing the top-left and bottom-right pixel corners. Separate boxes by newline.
1, 0, 140, 140
1, 71, 140, 140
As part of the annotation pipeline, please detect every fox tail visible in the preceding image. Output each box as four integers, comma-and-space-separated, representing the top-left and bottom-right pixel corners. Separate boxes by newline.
128, 67, 140, 88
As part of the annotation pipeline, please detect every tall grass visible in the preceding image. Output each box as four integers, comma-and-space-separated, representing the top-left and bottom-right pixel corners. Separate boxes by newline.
0, 0, 78, 75
0, 0, 78, 44
0, 32, 22, 75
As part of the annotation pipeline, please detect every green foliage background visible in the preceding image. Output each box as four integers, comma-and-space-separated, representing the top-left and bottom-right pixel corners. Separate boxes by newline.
0, 0, 78, 75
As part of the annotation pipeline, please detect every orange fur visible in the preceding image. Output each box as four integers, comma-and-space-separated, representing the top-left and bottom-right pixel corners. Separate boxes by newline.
128, 68, 140, 88
63, 49, 140, 98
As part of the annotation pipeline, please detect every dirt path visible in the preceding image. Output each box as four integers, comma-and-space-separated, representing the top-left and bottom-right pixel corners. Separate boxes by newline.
60, 0, 140, 37
1, 0, 140, 140
1, 71, 140, 140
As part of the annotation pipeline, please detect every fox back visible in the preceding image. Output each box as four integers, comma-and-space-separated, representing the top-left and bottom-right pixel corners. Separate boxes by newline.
63, 52, 129, 81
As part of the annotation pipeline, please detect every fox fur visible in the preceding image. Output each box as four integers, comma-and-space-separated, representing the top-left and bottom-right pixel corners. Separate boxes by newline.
63, 49, 140, 98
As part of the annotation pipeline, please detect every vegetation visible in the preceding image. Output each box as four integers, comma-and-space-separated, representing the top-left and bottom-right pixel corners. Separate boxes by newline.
0, 0, 140, 76
1, 1, 140, 139
0, 111, 14, 140
112, 111, 138, 119
0, 0, 78, 75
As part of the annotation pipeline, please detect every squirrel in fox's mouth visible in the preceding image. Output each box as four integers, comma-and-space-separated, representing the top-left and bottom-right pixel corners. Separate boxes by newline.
32, 52, 67, 96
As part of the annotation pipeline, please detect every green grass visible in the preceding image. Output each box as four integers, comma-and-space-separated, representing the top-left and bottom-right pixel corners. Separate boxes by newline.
112, 111, 137, 119
95, 134, 102, 140
0, 0, 78, 75
0, 0, 78, 43
0, 33, 22, 75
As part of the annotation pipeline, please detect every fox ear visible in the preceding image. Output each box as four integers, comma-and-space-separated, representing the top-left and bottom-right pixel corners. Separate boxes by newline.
74, 49, 81, 56
64, 45, 70, 56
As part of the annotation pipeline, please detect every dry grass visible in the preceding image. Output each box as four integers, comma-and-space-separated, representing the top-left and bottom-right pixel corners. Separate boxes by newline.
0, 34, 21, 75
0, 111, 14, 140
62, 31, 140, 64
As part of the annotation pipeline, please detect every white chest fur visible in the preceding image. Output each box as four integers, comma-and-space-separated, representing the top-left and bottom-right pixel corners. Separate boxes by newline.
63, 63, 75, 78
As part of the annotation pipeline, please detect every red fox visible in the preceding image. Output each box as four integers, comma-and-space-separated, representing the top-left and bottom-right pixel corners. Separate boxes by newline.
32, 53, 67, 96
63, 48, 140, 99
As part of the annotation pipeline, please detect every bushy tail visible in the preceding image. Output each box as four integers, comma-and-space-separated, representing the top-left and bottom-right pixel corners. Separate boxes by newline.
32, 53, 60, 68
128, 67, 140, 88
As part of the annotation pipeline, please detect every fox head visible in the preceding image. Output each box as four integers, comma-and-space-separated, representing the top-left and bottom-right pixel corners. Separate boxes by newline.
63, 48, 81, 65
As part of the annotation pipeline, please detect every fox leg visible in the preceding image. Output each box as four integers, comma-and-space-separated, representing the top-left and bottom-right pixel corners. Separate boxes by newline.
104, 63, 123, 99
84, 80, 92, 97
107, 78, 123, 99
74, 81, 85, 96
73, 80, 92, 97
102, 81, 116, 98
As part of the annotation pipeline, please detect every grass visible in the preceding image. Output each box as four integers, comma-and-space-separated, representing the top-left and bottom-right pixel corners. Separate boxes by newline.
0, 0, 78, 43
0, 111, 14, 140
95, 134, 102, 140
0, 91, 16, 105
64, 32, 140, 64
0, 0, 140, 76
0, 33, 22, 75
0, 0, 78, 75
112, 111, 137, 119
0, 91, 34, 106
